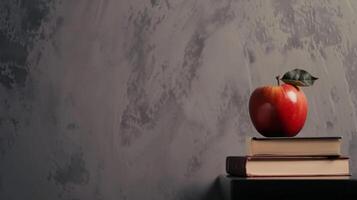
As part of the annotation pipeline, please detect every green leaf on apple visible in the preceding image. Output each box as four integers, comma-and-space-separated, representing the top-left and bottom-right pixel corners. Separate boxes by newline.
281, 69, 318, 87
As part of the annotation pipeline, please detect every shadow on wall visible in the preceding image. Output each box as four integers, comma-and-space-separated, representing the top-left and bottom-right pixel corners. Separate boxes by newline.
191, 177, 223, 200
178, 177, 224, 200
202, 178, 224, 200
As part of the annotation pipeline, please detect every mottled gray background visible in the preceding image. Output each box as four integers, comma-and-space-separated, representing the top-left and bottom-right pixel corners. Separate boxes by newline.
1, 0, 357, 199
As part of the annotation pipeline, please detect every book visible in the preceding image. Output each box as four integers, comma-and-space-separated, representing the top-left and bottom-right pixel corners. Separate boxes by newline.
226, 156, 350, 177
219, 175, 357, 199
246, 137, 342, 156
244, 176, 351, 180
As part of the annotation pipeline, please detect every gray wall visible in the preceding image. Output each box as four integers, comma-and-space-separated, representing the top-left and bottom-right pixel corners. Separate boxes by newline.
1, 0, 357, 199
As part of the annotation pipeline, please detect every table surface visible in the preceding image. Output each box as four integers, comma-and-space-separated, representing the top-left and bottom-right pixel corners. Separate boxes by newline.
219, 175, 357, 200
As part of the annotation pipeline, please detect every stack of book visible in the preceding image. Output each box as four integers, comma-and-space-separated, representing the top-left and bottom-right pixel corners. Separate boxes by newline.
226, 137, 351, 177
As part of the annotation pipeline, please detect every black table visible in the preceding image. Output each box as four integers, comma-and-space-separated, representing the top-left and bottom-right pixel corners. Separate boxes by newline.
219, 175, 357, 200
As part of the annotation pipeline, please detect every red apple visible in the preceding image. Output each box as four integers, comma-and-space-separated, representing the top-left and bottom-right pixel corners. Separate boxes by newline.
249, 83, 308, 137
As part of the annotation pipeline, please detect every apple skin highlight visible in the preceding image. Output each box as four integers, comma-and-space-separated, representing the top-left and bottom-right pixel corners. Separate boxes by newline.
249, 83, 308, 137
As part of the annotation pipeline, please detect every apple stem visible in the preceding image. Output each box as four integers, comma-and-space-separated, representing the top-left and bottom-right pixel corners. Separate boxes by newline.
276, 75, 280, 86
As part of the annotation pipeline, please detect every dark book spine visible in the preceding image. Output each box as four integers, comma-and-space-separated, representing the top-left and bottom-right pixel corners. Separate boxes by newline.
226, 156, 247, 177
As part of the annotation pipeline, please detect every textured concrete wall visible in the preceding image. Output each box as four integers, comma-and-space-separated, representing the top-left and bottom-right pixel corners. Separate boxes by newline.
1, 0, 357, 199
